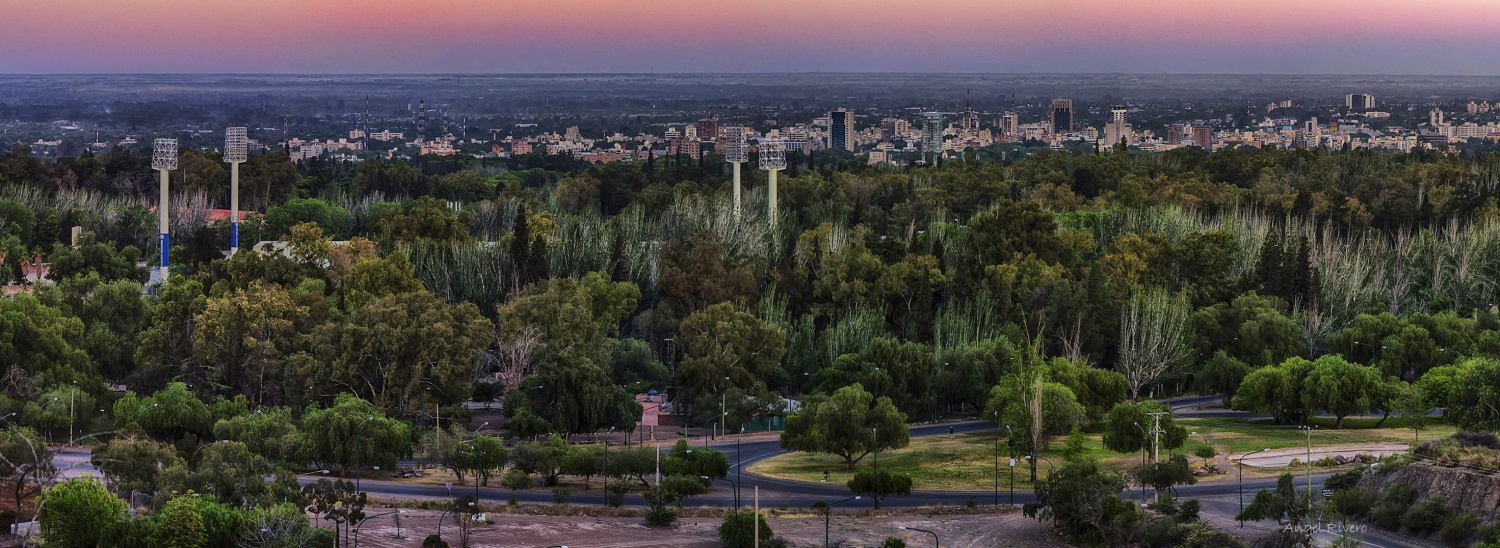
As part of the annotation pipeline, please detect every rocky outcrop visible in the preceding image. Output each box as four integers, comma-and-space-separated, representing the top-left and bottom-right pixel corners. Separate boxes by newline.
1363, 463, 1500, 520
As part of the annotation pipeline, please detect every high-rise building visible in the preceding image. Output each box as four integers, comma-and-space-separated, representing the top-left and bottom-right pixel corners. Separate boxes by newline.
960, 92, 980, 132
830, 108, 855, 151
1430, 108, 1446, 127
1051, 99, 1074, 134
1345, 94, 1375, 110
999, 112, 1019, 141
1191, 126, 1214, 149
921, 112, 944, 159
1167, 123, 1187, 145
880, 118, 911, 139
696, 116, 719, 143
1104, 105, 1131, 147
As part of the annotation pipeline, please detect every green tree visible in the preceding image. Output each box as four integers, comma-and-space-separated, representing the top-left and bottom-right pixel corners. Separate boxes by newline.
985, 375, 1086, 449
718, 510, 775, 548
1046, 358, 1129, 422
1024, 457, 1140, 546
35, 274, 150, 381
1448, 357, 1500, 430
44, 232, 144, 282
212, 406, 299, 462
237, 503, 324, 548
0, 294, 98, 391
306, 290, 490, 420
1100, 402, 1188, 460
779, 383, 908, 471
454, 435, 508, 487
340, 251, 424, 311
38, 476, 125, 548
135, 382, 213, 442
641, 483, 680, 527
1176, 230, 1240, 306
1131, 454, 1198, 500
158, 492, 210, 546
509, 434, 569, 485
378, 197, 472, 245
1191, 292, 1305, 374
662, 439, 729, 481
435, 170, 493, 203
846, 469, 912, 509
1301, 355, 1382, 428
676, 302, 787, 425
1232, 356, 1313, 424
194, 281, 307, 406
134, 278, 208, 391
559, 444, 603, 489
90, 434, 183, 497
1235, 473, 1315, 547
296, 394, 413, 475
934, 338, 1018, 415
500, 468, 533, 503
498, 273, 642, 434
155, 441, 295, 507
262, 198, 354, 239
301, 479, 365, 548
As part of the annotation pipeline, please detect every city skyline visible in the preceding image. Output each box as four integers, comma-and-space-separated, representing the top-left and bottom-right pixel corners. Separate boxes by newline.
5, 0, 1500, 75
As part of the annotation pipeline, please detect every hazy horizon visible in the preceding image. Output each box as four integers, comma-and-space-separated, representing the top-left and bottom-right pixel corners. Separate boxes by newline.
5, 0, 1500, 75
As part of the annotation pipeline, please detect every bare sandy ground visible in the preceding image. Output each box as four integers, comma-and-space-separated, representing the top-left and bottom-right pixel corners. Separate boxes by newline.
1227, 443, 1407, 467
349, 506, 1070, 548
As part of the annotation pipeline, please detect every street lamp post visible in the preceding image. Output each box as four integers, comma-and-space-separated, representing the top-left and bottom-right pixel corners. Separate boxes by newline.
1235, 448, 1270, 528
898, 525, 940, 548
354, 416, 375, 491
1004, 424, 1014, 507
821, 496, 860, 548
735, 426, 744, 510
993, 425, 999, 508
872, 427, 879, 476
190, 440, 226, 467
703, 476, 740, 510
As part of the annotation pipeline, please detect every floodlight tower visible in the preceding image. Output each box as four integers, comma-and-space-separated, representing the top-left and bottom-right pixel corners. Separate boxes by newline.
152, 138, 178, 281
722, 126, 747, 218
758, 136, 786, 227
224, 128, 248, 255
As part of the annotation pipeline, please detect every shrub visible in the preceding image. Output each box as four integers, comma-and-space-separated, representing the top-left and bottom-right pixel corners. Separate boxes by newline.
1371, 484, 1415, 531
1439, 512, 1481, 547
641, 484, 679, 527
1454, 431, 1500, 450
717, 510, 774, 548
604, 479, 632, 508
1400, 495, 1452, 536
1329, 488, 1377, 519
551, 487, 574, 505
881, 538, 907, 548
422, 533, 451, 548
1323, 467, 1365, 491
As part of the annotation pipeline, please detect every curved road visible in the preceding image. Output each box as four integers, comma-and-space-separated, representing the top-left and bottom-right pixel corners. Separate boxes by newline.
291, 421, 1333, 511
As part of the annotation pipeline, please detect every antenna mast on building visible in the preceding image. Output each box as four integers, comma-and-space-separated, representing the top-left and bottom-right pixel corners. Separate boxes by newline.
722, 126, 747, 219
417, 100, 428, 142
224, 127, 248, 255
758, 136, 786, 228
151, 138, 179, 282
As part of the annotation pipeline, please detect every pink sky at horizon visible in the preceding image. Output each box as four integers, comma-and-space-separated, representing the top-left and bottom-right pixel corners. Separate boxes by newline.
2, 0, 1498, 74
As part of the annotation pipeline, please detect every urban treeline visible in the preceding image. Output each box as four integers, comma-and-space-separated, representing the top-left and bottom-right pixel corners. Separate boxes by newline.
2, 141, 1500, 546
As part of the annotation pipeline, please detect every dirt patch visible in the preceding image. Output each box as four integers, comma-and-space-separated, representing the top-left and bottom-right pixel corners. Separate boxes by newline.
0, 482, 38, 529
349, 506, 1068, 548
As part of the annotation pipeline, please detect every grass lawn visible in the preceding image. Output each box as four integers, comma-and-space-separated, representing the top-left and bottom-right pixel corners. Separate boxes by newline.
748, 416, 1458, 492
1178, 416, 1457, 454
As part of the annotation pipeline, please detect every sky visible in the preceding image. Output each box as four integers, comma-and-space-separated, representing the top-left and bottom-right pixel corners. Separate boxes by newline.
3, 0, 1499, 74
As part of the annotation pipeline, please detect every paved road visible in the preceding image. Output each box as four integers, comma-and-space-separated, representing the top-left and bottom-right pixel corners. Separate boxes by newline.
314, 421, 1339, 511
